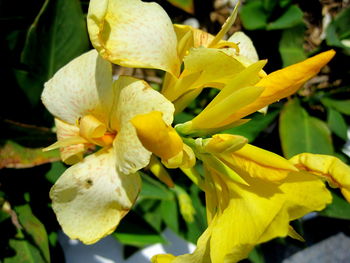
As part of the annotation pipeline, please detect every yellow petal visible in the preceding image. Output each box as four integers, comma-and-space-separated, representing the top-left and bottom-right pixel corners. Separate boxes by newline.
204, 134, 248, 154
151, 254, 175, 263
79, 114, 107, 139
191, 86, 264, 129
42, 50, 113, 125
131, 111, 183, 161
87, 0, 180, 76
290, 153, 350, 202
164, 48, 246, 102
220, 144, 298, 181
50, 149, 141, 244
112, 77, 175, 174
204, 60, 266, 111
208, 170, 331, 263
222, 50, 336, 123
54, 118, 87, 165
148, 155, 174, 187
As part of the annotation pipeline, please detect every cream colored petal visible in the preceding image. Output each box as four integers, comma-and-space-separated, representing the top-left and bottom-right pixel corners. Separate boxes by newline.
50, 149, 141, 244
112, 77, 175, 174
87, 0, 180, 76
228, 31, 259, 63
42, 50, 113, 125
55, 118, 87, 165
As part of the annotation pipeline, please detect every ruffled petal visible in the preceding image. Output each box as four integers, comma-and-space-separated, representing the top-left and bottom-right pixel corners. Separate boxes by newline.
42, 50, 113, 125
208, 169, 331, 263
50, 148, 141, 244
112, 77, 175, 174
290, 153, 350, 202
54, 118, 87, 165
87, 0, 180, 75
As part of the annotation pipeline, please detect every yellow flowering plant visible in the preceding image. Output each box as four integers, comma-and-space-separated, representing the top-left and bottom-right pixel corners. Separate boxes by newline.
36, 0, 350, 262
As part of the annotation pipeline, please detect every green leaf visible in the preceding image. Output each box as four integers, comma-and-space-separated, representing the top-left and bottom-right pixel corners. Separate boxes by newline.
248, 246, 265, 263
45, 162, 66, 184
279, 99, 334, 158
267, 5, 304, 30
224, 110, 279, 142
160, 195, 179, 233
326, 7, 350, 52
17, 0, 89, 106
113, 211, 166, 247
4, 205, 50, 263
320, 191, 350, 220
279, 25, 307, 67
0, 140, 60, 169
327, 108, 348, 140
138, 173, 173, 201
16, 205, 50, 262
263, 0, 277, 12
240, 1, 268, 30
321, 97, 350, 115
165, 0, 194, 14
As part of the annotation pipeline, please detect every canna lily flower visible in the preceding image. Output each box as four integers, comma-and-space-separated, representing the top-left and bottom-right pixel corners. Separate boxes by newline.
152, 134, 336, 263
41, 49, 180, 244
87, 0, 263, 114
86, 1, 346, 263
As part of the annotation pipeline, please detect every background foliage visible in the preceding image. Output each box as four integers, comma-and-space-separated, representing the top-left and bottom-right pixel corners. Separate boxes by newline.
0, 0, 349, 262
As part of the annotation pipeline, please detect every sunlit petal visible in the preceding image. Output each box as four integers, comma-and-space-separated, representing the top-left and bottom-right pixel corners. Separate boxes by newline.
42, 50, 113, 125
88, 0, 180, 75
112, 77, 175, 174
50, 149, 141, 244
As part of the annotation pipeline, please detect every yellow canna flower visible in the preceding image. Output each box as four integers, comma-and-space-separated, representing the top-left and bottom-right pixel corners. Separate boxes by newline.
41, 49, 177, 244
87, 0, 262, 113
153, 136, 333, 263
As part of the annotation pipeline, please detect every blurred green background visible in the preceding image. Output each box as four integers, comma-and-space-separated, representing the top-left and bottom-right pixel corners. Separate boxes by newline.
0, 0, 350, 262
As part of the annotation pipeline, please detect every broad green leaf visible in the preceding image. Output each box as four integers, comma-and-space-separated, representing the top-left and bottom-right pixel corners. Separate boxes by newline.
327, 108, 348, 140
166, 0, 194, 14
5, 236, 46, 263
45, 162, 66, 184
279, 0, 292, 8
279, 25, 307, 67
17, 0, 89, 106
279, 98, 334, 158
320, 191, 350, 220
263, 0, 277, 12
4, 205, 50, 263
160, 195, 179, 233
113, 211, 166, 247
321, 97, 350, 115
138, 173, 173, 201
326, 6, 350, 53
267, 5, 304, 30
0, 140, 60, 169
224, 110, 279, 142
240, 1, 268, 30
